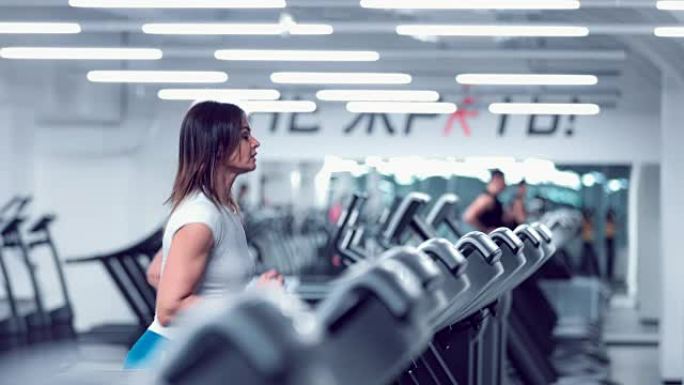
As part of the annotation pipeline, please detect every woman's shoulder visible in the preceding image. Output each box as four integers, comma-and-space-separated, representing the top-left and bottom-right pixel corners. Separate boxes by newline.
170, 192, 224, 224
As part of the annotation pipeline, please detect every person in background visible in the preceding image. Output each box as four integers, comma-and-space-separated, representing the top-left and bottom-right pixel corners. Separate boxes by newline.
464, 169, 508, 233
125, 101, 283, 370
605, 209, 617, 283
507, 179, 528, 228
580, 209, 601, 276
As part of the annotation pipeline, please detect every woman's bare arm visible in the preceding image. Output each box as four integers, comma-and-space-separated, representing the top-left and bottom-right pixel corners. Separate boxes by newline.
155, 224, 213, 326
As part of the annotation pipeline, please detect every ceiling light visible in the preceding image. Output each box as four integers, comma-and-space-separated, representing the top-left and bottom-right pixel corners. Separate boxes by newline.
271, 72, 412, 85
215, 49, 379, 61
456, 73, 598, 85
158, 89, 281, 101
0, 22, 81, 34
488, 102, 600, 115
361, 0, 580, 10
69, 0, 285, 8
656, 1, 684, 10
316, 89, 439, 101
142, 23, 332, 35
240, 100, 317, 113
654, 27, 684, 37
346, 101, 457, 114
87, 71, 228, 83
396, 24, 589, 37
287, 24, 334, 35
0, 47, 162, 60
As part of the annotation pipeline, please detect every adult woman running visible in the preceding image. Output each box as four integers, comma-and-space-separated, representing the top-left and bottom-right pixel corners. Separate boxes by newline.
124, 101, 282, 369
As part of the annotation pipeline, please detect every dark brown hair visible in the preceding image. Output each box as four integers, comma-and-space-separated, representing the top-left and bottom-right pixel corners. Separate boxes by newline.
167, 101, 245, 211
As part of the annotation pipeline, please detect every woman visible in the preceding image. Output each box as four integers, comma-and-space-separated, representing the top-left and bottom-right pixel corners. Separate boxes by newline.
124, 101, 282, 369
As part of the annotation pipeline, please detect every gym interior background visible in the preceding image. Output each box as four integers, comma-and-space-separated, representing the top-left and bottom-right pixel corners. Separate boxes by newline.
0, 0, 682, 384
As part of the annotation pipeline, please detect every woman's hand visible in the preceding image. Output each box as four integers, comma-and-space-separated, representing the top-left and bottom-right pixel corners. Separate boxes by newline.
146, 249, 162, 289
257, 269, 284, 287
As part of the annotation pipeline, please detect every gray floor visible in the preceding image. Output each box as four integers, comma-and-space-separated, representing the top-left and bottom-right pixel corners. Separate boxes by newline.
0, 341, 129, 385
608, 346, 659, 385
604, 300, 660, 385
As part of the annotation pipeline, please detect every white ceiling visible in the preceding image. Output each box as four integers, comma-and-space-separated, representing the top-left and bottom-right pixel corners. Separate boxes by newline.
0, 0, 682, 109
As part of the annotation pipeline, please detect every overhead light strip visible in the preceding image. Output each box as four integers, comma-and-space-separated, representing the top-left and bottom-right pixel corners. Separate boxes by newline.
88, 71, 228, 83
271, 72, 412, 85
654, 27, 684, 37
316, 89, 439, 102
456, 74, 598, 85
240, 100, 317, 113
488, 102, 600, 115
158, 89, 281, 101
0, 47, 163, 60
143, 23, 333, 35
215, 49, 379, 62
0, 22, 81, 34
361, 0, 580, 10
346, 101, 457, 114
657, 1, 684, 10
396, 25, 589, 37
69, 0, 286, 8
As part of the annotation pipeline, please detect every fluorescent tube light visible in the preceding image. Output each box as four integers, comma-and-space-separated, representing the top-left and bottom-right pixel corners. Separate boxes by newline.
316, 89, 439, 101
361, 0, 580, 10
158, 89, 281, 101
143, 23, 332, 35
69, 0, 285, 8
456, 74, 598, 85
271, 72, 412, 85
215, 49, 379, 61
288, 24, 334, 35
0, 22, 81, 34
346, 101, 457, 114
396, 24, 589, 37
657, 1, 684, 10
489, 102, 600, 115
0, 47, 162, 60
87, 71, 228, 83
654, 27, 684, 37
240, 100, 317, 113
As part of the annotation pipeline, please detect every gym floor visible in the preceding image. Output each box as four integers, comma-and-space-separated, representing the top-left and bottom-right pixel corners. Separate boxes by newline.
605, 300, 660, 385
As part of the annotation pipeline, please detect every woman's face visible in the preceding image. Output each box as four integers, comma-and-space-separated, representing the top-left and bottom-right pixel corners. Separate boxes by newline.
226, 114, 260, 174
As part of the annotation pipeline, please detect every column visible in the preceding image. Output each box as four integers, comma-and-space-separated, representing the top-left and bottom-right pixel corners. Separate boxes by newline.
660, 74, 684, 382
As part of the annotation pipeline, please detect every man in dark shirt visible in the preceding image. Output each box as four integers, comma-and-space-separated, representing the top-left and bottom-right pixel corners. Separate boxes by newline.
464, 169, 518, 232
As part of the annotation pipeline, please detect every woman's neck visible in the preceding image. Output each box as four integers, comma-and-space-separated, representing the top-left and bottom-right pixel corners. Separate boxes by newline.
216, 171, 238, 207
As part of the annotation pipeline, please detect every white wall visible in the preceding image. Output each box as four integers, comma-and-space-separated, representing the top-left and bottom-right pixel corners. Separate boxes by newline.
633, 164, 662, 322
659, 74, 684, 382
249, 102, 660, 163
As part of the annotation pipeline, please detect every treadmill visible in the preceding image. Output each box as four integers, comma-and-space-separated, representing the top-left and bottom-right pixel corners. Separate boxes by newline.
0, 215, 51, 343
26, 214, 75, 339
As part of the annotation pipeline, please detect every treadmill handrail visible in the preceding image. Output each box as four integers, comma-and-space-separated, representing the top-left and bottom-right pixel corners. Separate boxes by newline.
455, 232, 502, 264
381, 192, 432, 244
425, 193, 459, 228
66, 228, 163, 264
418, 238, 468, 276
489, 228, 524, 255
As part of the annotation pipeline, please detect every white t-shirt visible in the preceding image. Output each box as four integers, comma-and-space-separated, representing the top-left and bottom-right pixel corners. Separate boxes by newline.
148, 192, 257, 337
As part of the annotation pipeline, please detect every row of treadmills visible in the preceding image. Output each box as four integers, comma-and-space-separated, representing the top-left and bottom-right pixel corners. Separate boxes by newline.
0, 196, 75, 348
120, 191, 612, 385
